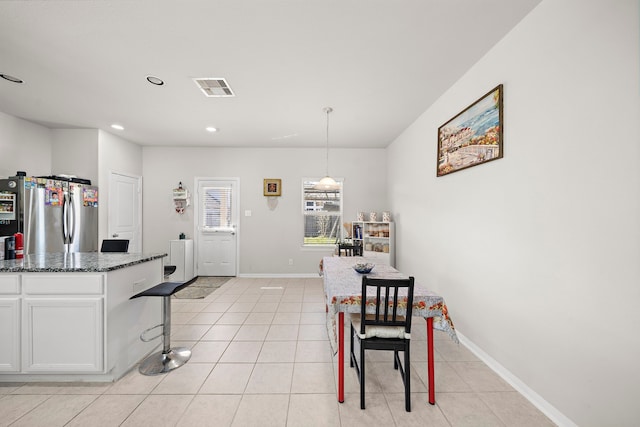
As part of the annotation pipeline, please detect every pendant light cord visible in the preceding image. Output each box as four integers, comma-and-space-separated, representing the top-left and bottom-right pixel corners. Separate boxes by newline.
324, 107, 333, 176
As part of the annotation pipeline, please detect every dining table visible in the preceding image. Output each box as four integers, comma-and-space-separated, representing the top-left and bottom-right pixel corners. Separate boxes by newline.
321, 256, 458, 405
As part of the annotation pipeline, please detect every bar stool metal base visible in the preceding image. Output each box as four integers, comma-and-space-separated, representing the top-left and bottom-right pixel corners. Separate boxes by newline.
139, 347, 192, 375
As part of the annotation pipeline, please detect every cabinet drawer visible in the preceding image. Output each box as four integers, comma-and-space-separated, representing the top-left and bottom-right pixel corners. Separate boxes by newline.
0, 275, 20, 294
23, 274, 103, 295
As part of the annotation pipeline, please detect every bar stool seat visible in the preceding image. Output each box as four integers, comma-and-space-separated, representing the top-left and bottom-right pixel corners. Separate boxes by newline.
130, 281, 191, 375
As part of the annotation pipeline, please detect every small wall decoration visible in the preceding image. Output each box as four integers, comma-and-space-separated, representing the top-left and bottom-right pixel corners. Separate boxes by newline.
173, 181, 190, 214
263, 178, 282, 196
437, 84, 503, 177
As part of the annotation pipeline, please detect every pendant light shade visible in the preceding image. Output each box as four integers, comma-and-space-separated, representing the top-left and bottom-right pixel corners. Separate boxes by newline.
316, 107, 339, 190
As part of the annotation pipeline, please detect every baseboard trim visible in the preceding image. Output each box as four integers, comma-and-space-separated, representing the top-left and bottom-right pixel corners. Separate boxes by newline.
456, 331, 577, 427
237, 273, 321, 278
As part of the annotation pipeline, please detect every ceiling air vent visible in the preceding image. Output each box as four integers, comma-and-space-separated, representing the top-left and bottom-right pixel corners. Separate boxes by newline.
193, 77, 235, 97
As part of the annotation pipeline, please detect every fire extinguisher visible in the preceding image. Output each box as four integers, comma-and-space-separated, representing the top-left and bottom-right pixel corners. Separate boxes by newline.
14, 232, 23, 259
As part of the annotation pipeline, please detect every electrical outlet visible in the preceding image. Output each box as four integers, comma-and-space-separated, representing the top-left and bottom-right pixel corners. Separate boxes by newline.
288, 258, 294, 265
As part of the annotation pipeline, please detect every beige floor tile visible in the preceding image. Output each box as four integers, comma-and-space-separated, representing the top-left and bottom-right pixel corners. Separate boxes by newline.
287, 393, 341, 427
189, 340, 230, 363
231, 394, 289, 427
66, 394, 146, 427
259, 294, 284, 303
436, 340, 480, 362
291, 362, 335, 394
234, 324, 270, 341
104, 368, 164, 395
411, 339, 445, 362
436, 392, 505, 427
187, 311, 223, 324
277, 302, 302, 312
450, 361, 514, 392
217, 312, 250, 324
266, 324, 300, 341
257, 341, 297, 363
11, 382, 111, 395
219, 341, 263, 363
480, 391, 556, 427
228, 302, 257, 312
298, 324, 330, 341
171, 324, 212, 341
300, 312, 326, 324
199, 363, 253, 394
177, 395, 242, 427
175, 302, 209, 313
152, 363, 214, 394
302, 302, 326, 313
272, 312, 301, 324
10, 394, 97, 427
213, 294, 241, 303
171, 311, 198, 325
245, 363, 293, 394
120, 394, 193, 427
385, 392, 451, 426
253, 302, 279, 312
370, 361, 428, 393
414, 361, 473, 393
245, 312, 275, 324
201, 301, 234, 312
0, 383, 24, 395
338, 361, 384, 393
0, 394, 51, 427
295, 340, 333, 363
201, 324, 241, 341
338, 392, 396, 426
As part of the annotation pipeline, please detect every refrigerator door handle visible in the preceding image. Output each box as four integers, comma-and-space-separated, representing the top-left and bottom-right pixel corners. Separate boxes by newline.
62, 192, 69, 244
68, 192, 76, 244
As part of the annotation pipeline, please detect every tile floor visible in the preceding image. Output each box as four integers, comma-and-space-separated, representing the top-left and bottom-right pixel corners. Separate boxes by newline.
0, 277, 556, 426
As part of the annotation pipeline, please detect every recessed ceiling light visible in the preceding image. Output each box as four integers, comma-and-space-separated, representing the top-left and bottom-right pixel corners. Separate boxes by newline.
206, 127, 218, 133
146, 75, 164, 86
111, 124, 124, 131
1, 74, 24, 84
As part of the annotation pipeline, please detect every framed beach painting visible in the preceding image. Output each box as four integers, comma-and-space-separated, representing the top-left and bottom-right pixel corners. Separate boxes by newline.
437, 84, 503, 177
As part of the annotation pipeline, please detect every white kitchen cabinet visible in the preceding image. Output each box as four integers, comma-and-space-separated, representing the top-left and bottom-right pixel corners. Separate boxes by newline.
169, 239, 194, 282
23, 298, 103, 372
0, 275, 20, 372
352, 221, 395, 267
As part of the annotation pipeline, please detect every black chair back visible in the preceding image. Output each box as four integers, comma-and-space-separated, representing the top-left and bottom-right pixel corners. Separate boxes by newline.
101, 239, 130, 253
360, 276, 415, 335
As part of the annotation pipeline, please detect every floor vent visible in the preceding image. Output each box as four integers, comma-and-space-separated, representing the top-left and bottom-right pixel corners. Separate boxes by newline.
193, 78, 235, 97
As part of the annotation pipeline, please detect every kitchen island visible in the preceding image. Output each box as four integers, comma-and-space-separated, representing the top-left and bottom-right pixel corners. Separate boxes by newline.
0, 252, 167, 382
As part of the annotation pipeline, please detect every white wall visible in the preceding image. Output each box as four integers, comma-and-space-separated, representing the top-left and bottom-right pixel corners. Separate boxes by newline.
142, 146, 388, 275
0, 111, 52, 178
97, 130, 143, 244
51, 129, 99, 184
387, 1, 640, 426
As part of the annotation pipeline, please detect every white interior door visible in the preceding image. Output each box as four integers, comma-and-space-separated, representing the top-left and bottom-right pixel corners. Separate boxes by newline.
108, 172, 142, 253
196, 178, 238, 276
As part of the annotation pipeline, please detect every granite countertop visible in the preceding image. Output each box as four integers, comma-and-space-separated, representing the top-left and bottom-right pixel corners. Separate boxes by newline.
0, 252, 167, 273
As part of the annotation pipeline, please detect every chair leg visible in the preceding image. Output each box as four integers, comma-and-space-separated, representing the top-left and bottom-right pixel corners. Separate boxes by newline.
405, 344, 411, 412
394, 350, 399, 370
350, 323, 355, 368
360, 342, 366, 409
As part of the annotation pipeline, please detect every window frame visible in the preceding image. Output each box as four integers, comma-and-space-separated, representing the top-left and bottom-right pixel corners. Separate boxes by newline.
301, 177, 344, 248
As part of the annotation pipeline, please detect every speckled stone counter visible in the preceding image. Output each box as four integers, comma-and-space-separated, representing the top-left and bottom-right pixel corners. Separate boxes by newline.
0, 252, 167, 273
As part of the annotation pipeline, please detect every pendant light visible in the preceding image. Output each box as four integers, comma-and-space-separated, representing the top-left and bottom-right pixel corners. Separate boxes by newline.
316, 107, 340, 190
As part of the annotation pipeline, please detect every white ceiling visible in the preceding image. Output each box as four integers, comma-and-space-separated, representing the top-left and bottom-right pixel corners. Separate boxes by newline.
0, 0, 541, 149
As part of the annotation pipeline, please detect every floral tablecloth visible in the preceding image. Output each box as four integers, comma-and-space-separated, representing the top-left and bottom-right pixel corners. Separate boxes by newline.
321, 256, 458, 352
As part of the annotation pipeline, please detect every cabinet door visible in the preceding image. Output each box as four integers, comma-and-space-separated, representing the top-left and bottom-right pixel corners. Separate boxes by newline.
0, 298, 20, 372
23, 298, 104, 372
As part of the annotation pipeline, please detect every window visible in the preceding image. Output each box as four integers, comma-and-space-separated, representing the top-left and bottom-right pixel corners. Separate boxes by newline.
303, 179, 343, 246
201, 185, 232, 229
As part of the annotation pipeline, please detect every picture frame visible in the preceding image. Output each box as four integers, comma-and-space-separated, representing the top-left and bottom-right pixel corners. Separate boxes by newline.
263, 178, 282, 196
437, 84, 503, 177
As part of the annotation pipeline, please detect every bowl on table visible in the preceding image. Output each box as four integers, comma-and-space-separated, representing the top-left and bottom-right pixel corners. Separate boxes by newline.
353, 263, 375, 274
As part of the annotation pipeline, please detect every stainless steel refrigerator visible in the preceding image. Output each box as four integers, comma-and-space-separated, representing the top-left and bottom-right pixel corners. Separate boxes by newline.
0, 176, 98, 254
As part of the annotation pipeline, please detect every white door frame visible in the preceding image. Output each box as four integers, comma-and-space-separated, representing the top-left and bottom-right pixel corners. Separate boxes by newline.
193, 177, 240, 276
108, 171, 142, 252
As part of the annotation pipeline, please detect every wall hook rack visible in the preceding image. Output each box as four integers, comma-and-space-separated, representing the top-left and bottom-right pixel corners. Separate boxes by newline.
172, 182, 190, 214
